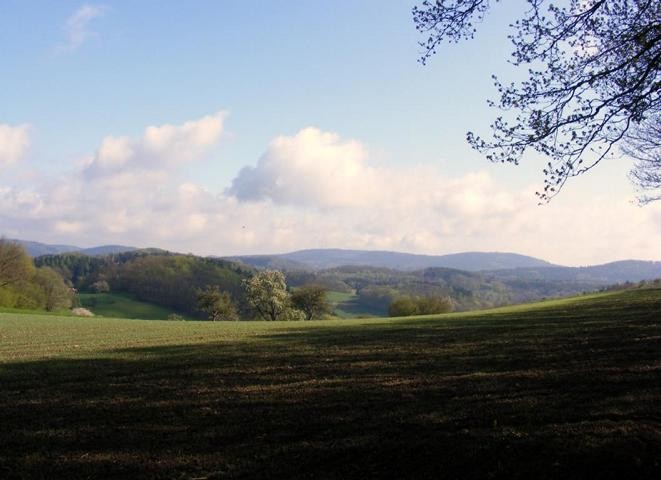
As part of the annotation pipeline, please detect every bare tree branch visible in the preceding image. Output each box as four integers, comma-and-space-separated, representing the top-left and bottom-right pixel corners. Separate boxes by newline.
414, 0, 660, 203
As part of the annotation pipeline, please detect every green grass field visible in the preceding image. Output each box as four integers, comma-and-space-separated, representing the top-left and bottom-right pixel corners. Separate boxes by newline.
1, 288, 660, 478
326, 290, 385, 317
77, 292, 182, 320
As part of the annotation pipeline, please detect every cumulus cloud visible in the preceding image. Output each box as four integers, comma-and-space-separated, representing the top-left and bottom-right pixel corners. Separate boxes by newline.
0, 123, 30, 167
0, 111, 227, 243
227, 127, 524, 219
83, 111, 226, 177
55, 4, 108, 54
0, 122, 659, 266
230, 127, 377, 207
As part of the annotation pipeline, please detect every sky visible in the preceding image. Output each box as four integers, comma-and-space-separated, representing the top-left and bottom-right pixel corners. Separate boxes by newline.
1, 1, 659, 266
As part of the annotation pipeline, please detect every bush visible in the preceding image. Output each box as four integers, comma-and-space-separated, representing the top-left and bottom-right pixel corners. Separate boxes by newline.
33, 267, 72, 311
91, 280, 110, 293
280, 308, 307, 321
388, 296, 419, 317
389, 295, 453, 317
416, 295, 453, 315
291, 284, 331, 320
358, 285, 399, 311
197, 286, 239, 321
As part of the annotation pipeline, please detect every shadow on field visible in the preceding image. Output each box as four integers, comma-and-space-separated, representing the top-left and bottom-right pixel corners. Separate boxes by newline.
1, 295, 660, 479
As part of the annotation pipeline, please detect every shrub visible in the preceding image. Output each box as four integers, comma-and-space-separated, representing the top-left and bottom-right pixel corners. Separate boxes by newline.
389, 295, 453, 317
291, 284, 331, 320
91, 280, 110, 293
197, 286, 239, 321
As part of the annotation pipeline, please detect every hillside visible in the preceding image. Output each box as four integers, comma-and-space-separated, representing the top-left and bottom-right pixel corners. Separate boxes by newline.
11, 241, 661, 316
11, 239, 80, 257
13, 240, 661, 284
285, 264, 635, 313
488, 259, 661, 284
34, 250, 253, 319
1, 287, 659, 478
12, 239, 137, 257
230, 249, 661, 285
230, 248, 554, 271
77, 293, 182, 320
30, 248, 661, 316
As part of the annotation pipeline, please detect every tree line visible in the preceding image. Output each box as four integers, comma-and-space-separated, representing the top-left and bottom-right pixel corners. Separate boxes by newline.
33, 250, 338, 320
198, 270, 332, 321
11, 245, 458, 320
198, 269, 454, 321
0, 239, 72, 311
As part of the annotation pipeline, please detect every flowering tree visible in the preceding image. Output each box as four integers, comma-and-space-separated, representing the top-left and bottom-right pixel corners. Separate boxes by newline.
243, 270, 291, 321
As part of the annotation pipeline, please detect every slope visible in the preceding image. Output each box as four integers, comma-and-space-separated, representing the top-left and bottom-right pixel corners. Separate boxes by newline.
1, 287, 659, 478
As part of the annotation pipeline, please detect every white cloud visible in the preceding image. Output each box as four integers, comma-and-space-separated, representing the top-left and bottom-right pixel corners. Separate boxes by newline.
229, 127, 377, 208
0, 123, 659, 266
0, 124, 30, 167
227, 127, 524, 221
84, 111, 226, 178
55, 4, 108, 54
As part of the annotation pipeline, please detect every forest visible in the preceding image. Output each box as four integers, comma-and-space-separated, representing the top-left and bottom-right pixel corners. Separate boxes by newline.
1, 238, 650, 320
34, 249, 253, 318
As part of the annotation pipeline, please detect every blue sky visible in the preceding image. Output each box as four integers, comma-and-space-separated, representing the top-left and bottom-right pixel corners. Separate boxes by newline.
1, 1, 659, 265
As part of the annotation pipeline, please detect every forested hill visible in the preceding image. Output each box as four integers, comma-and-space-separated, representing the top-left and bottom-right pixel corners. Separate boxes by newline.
13, 239, 137, 257
16, 240, 660, 283
230, 249, 661, 285
35, 250, 253, 318
486, 260, 661, 285
228, 249, 554, 272
27, 248, 661, 317
284, 264, 619, 313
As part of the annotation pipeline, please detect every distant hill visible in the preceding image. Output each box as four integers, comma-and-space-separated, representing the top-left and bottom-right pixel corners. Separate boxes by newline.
78, 245, 137, 256
10, 239, 136, 257
230, 249, 555, 272
11, 239, 80, 257
23, 243, 661, 316
229, 250, 661, 284
487, 260, 661, 285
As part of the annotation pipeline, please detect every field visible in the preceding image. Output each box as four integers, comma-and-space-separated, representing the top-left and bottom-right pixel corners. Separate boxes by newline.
326, 290, 384, 318
1, 288, 660, 478
78, 293, 181, 320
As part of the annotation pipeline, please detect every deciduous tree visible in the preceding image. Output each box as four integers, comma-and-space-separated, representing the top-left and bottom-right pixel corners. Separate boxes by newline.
33, 267, 72, 311
243, 270, 290, 321
414, 0, 660, 202
623, 116, 661, 203
291, 284, 331, 320
388, 295, 453, 317
196, 285, 239, 321
0, 239, 32, 288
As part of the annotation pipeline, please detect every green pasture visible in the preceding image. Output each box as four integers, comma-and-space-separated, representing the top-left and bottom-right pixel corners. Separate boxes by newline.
326, 289, 384, 317
77, 292, 182, 320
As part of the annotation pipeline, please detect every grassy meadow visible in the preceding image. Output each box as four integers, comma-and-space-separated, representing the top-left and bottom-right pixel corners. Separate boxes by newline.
0, 288, 660, 478
326, 290, 384, 318
77, 292, 182, 320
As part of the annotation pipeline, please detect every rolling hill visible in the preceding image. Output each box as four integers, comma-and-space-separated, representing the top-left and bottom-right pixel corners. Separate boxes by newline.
230, 248, 661, 284
487, 260, 661, 284
10, 239, 137, 257
229, 249, 555, 271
